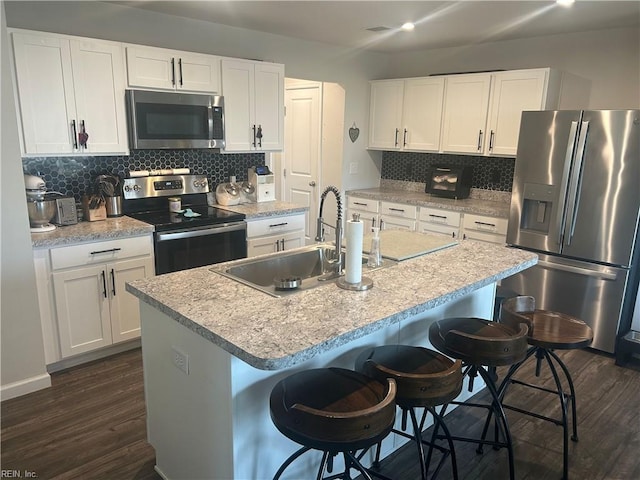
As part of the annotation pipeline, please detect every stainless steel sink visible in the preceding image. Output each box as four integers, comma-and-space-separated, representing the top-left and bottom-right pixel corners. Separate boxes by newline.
211, 244, 393, 297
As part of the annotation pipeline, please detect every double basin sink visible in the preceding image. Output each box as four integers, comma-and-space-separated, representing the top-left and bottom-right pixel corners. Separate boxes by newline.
212, 243, 393, 297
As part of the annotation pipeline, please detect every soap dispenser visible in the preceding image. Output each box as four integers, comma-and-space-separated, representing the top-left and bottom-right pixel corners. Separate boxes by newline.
367, 227, 382, 268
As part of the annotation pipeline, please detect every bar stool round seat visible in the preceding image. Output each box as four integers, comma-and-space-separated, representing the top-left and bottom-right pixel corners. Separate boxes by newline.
269, 367, 396, 480
489, 296, 594, 480
355, 345, 463, 480
428, 317, 529, 480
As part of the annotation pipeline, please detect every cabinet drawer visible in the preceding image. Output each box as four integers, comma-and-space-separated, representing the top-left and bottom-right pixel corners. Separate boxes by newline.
50, 235, 153, 270
246, 214, 305, 238
380, 201, 417, 219
380, 215, 416, 231
347, 197, 379, 214
463, 230, 506, 245
419, 208, 461, 227
463, 214, 508, 235
418, 222, 458, 238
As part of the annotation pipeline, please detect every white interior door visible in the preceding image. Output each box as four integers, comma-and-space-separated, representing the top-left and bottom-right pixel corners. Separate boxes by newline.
283, 81, 321, 243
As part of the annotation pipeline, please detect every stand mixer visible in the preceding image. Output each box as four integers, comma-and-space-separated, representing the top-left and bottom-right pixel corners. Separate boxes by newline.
25, 174, 57, 232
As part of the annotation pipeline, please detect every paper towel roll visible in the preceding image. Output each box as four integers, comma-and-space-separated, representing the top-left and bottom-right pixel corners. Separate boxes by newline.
345, 218, 364, 284
129, 170, 149, 178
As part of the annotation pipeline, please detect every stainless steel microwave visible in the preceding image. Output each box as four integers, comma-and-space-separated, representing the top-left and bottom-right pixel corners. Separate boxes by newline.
125, 90, 225, 149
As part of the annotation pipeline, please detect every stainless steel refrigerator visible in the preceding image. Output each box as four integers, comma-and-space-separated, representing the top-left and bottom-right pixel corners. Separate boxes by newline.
503, 110, 640, 353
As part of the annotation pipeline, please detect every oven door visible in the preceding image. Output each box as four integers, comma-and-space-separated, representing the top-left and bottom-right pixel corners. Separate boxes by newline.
154, 222, 247, 274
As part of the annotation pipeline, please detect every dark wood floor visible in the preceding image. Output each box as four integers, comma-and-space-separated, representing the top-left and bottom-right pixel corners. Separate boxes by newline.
1, 347, 639, 479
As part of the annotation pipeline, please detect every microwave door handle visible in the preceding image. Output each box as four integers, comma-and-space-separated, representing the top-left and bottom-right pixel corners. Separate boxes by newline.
555, 120, 579, 247
208, 105, 214, 143
564, 121, 589, 246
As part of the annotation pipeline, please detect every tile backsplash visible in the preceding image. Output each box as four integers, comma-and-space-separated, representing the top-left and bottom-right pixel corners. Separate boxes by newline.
382, 151, 515, 192
22, 150, 265, 201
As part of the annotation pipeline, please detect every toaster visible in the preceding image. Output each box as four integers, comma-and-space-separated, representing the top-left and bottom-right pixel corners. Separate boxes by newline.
53, 196, 78, 225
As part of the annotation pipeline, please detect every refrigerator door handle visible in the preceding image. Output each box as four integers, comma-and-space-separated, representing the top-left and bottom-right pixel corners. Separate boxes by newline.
564, 121, 590, 246
556, 121, 580, 247
538, 260, 618, 281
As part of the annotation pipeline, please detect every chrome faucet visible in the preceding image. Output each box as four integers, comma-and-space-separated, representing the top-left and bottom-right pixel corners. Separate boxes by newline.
315, 186, 343, 279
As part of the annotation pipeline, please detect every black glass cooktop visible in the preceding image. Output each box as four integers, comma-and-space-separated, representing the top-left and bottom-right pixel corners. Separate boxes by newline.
128, 205, 245, 232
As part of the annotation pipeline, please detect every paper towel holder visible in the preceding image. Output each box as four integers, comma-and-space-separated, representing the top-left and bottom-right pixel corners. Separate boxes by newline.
337, 276, 373, 291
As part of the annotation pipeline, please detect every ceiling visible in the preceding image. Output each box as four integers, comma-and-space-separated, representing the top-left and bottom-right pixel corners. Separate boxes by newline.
114, 1, 640, 53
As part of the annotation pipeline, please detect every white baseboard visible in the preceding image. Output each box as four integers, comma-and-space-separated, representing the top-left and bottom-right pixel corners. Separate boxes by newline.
1, 373, 51, 401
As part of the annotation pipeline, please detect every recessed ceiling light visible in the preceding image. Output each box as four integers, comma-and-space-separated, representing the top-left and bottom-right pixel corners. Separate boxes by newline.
401, 22, 415, 32
556, 0, 575, 7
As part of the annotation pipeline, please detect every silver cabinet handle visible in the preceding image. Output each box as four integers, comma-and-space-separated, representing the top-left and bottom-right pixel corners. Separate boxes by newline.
269, 222, 288, 228
71, 120, 78, 149
171, 58, 176, 86
403, 128, 407, 147
275, 240, 280, 252
353, 202, 368, 206
90, 247, 121, 255
489, 130, 495, 150
477, 130, 483, 151
100, 270, 107, 298
389, 207, 405, 213
252, 125, 257, 147
178, 58, 183, 86
309, 181, 316, 187
394, 128, 399, 146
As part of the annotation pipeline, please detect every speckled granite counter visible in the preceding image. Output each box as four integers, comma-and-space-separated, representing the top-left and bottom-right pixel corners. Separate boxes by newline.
348, 187, 511, 218
127, 240, 536, 370
214, 200, 308, 219
31, 216, 154, 249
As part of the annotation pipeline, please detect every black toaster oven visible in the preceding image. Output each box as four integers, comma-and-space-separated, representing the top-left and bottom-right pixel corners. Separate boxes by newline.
425, 166, 473, 199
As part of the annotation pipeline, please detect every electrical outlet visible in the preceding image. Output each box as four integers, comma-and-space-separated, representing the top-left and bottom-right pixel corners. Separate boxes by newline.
172, 347, 189, 375
349, 162, 358, 174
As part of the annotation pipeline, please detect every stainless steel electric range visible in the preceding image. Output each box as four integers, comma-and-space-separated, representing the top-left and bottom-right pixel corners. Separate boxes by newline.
123, 174, 247, 274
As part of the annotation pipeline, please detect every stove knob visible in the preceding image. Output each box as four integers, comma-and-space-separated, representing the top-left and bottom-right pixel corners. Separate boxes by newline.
124, 185, 131, 192
133, 185, 141, 192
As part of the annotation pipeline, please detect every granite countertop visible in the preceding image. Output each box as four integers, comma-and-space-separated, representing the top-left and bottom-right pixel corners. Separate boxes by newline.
31, 216, 154, 249
215, 200, 308, 219
126, 240, 537, 371
347, 188, 511, 218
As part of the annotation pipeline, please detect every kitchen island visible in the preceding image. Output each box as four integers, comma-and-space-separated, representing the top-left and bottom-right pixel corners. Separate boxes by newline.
127, 239, 537, 480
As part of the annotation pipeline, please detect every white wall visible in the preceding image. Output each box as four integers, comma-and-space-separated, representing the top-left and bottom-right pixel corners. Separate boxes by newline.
0, 2, 50, 399
384, 26, 640, 110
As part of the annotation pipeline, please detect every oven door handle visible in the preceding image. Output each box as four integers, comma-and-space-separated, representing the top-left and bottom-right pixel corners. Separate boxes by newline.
156, 222, 246, 242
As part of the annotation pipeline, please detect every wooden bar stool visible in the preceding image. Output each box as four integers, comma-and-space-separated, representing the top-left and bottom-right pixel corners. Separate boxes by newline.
482, 295, 594, 480
355, 345, 463, 480
428, 317, 529, 480
269, 367, 397, 480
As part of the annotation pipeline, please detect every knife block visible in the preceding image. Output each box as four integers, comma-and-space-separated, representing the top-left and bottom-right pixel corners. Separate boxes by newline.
82, 196, 107, 221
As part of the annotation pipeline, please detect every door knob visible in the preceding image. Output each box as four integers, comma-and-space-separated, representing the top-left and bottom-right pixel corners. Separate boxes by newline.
309, 181, 316, 187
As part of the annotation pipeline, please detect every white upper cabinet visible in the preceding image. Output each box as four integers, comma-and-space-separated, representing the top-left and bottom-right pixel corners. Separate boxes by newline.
368, 80, 404, 150
441, 73, 492, 155
126, 46, 221, 93
368, 77, 444, 152
11, 31, 128, 155
484, 68, 558, 156
221, 59, 284, 152
402, 77, 445, 151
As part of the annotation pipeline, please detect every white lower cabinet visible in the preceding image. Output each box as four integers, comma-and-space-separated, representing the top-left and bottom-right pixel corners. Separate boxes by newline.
246, 213, 305, 257
380, 201, 417, 231
417, 207, 461, 238
347, 196, 380, 233
36, 235, 154, 362
462, 213, 508, 244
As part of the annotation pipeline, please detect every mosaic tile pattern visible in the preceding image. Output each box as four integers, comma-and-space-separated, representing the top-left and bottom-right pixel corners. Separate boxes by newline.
22, 150, 265, 201
381, 151, 515, 192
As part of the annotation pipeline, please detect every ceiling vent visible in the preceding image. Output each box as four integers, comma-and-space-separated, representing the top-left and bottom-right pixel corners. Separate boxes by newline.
366, 26, 391, 32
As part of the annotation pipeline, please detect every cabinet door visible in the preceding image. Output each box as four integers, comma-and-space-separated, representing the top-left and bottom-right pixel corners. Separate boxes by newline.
282, 230, 305, 251
177, 52, 221, 93
12, 33, 76, 154
108, 257, 154, 343
485, 69, 548, 156
441, 74, 491, 154
126, 46, 176, 90
70, 39, 128, 153
402, 77, 445, 151
247, 235, 279, 257
347, 210, 379, 234
254, 63, 284, 150
221, 59, 254, 151
368, 80, 404, 150
53, 265, 112, 358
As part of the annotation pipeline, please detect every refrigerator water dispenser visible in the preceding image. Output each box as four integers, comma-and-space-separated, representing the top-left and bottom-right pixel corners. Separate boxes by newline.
520, 183, 556, 234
